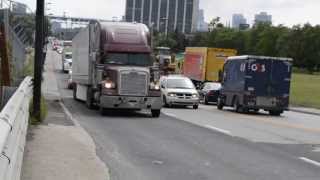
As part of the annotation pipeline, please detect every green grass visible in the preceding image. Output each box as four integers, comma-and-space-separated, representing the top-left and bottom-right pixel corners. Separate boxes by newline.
25, 49, 48, 124
290, 73, 320, 109
29, 96, 48, 125
24, 50, 34, 76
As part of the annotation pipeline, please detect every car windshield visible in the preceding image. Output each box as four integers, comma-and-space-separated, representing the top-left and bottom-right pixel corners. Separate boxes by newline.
205, 83, 221, 90
103, 53, 153, 66
167, 78, 195, 89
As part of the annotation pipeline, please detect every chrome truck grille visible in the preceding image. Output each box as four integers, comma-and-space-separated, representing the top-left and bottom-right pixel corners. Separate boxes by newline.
119, 71, 148, 96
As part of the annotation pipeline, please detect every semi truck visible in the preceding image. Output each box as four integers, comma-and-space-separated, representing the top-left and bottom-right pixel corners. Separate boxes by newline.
72, 21, 162, 117
183, 47, 237, 85
217, 55, 293, 116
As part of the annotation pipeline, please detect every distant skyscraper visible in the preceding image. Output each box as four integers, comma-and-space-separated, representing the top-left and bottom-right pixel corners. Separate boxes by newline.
254, 12, 272, 24
12, 2, 27, 14
125, 0, 199, 34
197, 9, 208, 32
232, 14, 247, 28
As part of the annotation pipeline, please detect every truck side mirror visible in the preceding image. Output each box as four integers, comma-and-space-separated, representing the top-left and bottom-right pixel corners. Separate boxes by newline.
161, 84, 165, 89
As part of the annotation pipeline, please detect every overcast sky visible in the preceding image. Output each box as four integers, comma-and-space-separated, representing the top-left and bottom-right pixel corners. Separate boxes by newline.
21, 0, 320, 27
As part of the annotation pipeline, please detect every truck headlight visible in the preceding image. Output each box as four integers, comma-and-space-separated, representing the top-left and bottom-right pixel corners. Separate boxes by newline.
168, 93, 176, 97
150, 82, 160, 90
192, 94, 198, 98
104, 80, 116, 89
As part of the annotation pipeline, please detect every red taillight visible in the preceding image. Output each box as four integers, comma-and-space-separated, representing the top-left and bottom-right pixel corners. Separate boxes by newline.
208, 91, 215, 96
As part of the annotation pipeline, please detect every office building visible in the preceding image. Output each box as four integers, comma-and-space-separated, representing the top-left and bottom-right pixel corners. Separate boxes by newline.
12, 2, 27, 14
125, 0, 199, 34
232, 14, 247, 28
254, 12, 272, 24
197, 9, 208, 32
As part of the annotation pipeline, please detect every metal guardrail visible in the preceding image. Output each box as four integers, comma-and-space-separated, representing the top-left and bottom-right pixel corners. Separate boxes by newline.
0, 77, 33, 180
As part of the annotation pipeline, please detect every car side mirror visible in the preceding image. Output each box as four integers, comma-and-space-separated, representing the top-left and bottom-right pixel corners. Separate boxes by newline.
161, 84, 165, 89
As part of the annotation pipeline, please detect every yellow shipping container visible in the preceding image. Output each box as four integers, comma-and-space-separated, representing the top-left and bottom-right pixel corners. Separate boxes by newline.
184, 47, 237, 82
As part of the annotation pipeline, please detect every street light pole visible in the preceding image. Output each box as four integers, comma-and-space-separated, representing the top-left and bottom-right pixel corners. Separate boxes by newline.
32, 0, 45, 121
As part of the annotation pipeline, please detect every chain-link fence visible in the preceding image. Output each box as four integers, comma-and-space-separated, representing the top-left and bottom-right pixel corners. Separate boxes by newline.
0, 8, 27, 86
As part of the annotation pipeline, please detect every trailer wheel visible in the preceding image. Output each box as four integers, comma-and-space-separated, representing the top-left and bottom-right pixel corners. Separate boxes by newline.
73, 84, 78, 100
86, 87, 95, 109
151, 110, 161, 118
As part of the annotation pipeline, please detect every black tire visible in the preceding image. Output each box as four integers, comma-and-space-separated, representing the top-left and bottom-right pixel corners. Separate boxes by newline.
86, 87, 95, 109
193, 104, 199, 109
100, 107, 110, 116
269, 110, 282, 116
233, 98, 247, 113
253, 108, 260, 113
73, 84, 78, 100
151, 110, 161, 118
217, 97, 224, 110
204, 96, 209, 105
163, 96, 169, 107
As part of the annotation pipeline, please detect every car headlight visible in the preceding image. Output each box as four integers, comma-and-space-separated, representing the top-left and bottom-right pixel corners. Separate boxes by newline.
168, 93, 176, 97
192, 94, 198, 98
103, 80, 116, 89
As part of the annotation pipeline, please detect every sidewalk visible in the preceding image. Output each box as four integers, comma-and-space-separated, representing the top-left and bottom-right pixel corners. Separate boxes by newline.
21, 51, 109, 180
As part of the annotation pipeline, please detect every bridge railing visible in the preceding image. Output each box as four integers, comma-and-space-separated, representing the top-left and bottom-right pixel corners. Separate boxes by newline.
0, 77, 33, 180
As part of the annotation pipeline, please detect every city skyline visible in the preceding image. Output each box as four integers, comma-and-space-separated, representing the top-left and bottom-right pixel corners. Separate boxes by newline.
22, 0, 320, 27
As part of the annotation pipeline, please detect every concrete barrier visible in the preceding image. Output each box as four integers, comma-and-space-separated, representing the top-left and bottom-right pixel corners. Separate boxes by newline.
0, 77, 32, 180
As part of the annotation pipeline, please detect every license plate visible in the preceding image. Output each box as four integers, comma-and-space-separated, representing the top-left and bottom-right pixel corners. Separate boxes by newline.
257, 97, 277, 107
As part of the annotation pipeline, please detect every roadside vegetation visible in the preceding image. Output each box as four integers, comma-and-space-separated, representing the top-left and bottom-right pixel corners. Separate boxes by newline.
24, 49, 48, 124
156, 19, 320, 74
290, 73, 320, 109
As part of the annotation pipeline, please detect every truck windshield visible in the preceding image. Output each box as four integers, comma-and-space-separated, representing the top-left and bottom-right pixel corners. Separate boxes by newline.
157, 49, 170, 55
167, 79, 195, 89
103, 53, 153, 66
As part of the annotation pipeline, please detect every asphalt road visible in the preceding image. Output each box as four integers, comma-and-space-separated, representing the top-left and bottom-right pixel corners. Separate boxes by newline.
48, 49, 320, 180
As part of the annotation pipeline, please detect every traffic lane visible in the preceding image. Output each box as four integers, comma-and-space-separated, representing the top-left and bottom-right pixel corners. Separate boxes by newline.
163, 105, 320, 144
61, 98, 320, 180
50, 50, 315, 179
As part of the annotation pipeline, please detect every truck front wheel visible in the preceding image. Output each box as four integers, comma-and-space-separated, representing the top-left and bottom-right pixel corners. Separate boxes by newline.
269, 110, 283, 116
151, 110, 161, 118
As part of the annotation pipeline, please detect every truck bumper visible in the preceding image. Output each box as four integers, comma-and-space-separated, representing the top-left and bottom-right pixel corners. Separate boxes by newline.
100, 95, 162, 110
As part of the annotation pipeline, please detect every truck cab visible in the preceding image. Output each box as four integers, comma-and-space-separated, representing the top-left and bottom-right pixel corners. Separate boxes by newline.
217, 56, 293, 116
72, 22, 162, 117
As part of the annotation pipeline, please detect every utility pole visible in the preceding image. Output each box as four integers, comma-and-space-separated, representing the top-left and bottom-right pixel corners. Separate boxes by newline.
33, 0, 45, 121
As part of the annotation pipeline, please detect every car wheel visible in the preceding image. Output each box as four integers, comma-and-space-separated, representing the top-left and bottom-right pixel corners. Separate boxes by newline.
163, 96, 169, 107
204, 96, 209, 105
193, 104, 199, 109
217, 97, 224, 110
151, 110, 161, 118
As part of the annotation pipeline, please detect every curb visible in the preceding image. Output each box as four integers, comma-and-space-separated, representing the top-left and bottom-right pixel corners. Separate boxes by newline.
289, 108, 320, 116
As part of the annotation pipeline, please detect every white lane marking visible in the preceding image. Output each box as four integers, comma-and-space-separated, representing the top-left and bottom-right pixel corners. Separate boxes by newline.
59, 101, 81, 127
205, 125, 232, 136
163, 112, 178, 118
299, 157, 320, 167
